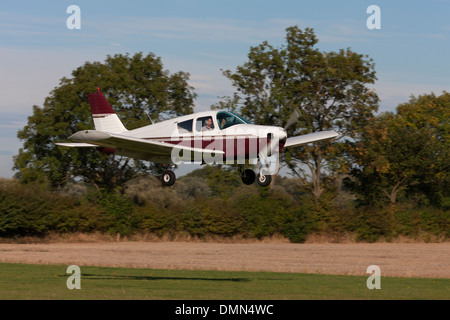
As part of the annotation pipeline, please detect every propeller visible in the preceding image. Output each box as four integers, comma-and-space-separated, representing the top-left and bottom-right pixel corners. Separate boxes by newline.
284, 107, 301, 130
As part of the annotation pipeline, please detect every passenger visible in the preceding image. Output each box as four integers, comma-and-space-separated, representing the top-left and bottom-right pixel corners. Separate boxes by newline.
218, 116, 227, 129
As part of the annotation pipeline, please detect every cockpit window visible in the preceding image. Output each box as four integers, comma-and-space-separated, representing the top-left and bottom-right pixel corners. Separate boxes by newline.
229, 111, 252, 124
177, 119, 193, 133
216, 111, 251, 130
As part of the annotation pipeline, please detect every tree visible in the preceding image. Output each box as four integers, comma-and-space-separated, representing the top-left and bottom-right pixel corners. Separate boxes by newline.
219, 26, 379, 199
14, 52, 196, 191
349, 92, 450, 206
395, 92, 450, 206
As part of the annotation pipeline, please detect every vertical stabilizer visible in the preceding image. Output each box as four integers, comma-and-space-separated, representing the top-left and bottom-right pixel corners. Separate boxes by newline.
88, 89, 127, 134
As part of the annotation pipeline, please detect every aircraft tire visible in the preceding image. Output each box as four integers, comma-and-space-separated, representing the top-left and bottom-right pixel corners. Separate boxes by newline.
161, 170, 176, 187
256, 173, 271, 187
241, 169, 256, 185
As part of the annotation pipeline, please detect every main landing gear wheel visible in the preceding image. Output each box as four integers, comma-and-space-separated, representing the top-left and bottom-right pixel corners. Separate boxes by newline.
256, 173, 272, 187
161, 170, 176, 187
241, 169, 256, 185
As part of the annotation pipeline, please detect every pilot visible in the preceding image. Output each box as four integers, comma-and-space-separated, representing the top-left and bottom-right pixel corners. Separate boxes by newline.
201, 117, 214, 131
218, 116, 227, 129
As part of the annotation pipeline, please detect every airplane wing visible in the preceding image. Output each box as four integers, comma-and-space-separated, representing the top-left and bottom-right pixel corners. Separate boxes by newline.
284, 130, 338, 148
60, 130, 224, 159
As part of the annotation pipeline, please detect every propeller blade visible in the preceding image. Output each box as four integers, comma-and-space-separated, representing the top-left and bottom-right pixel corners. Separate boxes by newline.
284, 107, 301, 130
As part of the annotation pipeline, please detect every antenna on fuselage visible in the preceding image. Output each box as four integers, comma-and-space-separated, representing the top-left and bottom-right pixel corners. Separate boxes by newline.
145, 112, 155, 124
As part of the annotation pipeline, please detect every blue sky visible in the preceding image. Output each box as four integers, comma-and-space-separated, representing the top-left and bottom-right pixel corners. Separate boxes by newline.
0, 0, 449, 178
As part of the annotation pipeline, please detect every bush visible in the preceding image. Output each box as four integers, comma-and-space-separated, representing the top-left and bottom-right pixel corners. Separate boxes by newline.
1, 175, 448, 243
0, 181, 103, 237
354, 206, 394, 242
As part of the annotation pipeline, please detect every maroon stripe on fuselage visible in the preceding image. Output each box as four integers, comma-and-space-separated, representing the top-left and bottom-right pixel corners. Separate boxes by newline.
144, 136, 267, 160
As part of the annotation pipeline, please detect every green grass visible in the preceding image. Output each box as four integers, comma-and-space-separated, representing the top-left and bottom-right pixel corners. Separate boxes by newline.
0, 263, 448, 300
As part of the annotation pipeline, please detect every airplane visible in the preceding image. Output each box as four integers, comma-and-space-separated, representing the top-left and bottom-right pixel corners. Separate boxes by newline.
57, 89, 338, 187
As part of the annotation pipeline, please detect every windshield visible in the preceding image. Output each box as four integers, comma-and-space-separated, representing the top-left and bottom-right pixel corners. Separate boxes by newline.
229, 112, 252, 124
216, 111, 252, 130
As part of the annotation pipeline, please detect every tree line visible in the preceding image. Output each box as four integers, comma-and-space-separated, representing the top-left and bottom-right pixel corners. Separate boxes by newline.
1, 166, 448, 242
6, 26, 449, 242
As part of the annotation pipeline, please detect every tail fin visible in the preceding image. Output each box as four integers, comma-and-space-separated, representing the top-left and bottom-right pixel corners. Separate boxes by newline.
88, 89, 127, 134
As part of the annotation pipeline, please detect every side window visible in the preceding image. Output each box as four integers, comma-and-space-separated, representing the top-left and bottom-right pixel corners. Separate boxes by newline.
196, 116, 214, 132
177, 119, 193, 133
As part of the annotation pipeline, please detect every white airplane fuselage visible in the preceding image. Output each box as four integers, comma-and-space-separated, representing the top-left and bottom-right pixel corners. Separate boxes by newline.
92, 110, 287, 166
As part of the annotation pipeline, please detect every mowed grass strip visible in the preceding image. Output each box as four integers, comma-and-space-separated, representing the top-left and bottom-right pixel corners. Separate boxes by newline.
0, 263, 448, 300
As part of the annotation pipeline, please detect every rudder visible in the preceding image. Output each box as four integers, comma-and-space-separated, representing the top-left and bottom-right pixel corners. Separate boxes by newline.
88, 89, 127, 134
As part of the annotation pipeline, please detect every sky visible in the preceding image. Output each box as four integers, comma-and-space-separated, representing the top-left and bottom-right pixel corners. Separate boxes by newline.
0, 0, 449, 178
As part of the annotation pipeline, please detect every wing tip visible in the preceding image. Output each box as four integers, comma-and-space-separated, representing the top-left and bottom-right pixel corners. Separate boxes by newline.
284, 130, 339, 148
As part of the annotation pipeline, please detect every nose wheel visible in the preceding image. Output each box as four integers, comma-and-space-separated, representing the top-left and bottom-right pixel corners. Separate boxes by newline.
256, 173, 271, 187
255, 158, 272, 187
161, 169, 176, 187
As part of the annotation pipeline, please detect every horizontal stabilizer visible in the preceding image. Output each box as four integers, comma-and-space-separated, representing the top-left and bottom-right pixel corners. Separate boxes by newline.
55, 142, 97, 147
68, 130, 225, 156
284, 130, 338, 148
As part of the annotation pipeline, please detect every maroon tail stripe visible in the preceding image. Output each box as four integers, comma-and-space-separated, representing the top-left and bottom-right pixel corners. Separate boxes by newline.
88, 91, 115, 115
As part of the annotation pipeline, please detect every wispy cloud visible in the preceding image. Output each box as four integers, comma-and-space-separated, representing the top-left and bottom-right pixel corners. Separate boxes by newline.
0, 11, 63, 38
85, 16, 299, 45
422, 33, 447, 40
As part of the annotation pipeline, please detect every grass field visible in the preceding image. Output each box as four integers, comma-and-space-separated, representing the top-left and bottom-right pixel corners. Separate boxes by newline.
0, 263, 448, 300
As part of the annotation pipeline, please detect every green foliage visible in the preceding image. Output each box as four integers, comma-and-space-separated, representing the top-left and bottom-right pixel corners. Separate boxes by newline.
354, 206, 395, 243
0, 168, 449, 242
0, 179, 105, 236
280, 207, 309, 243
202, 165, 242, 198
221, 26, 379, 199
95, 191, 135, 236
348, 92, 450, 207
